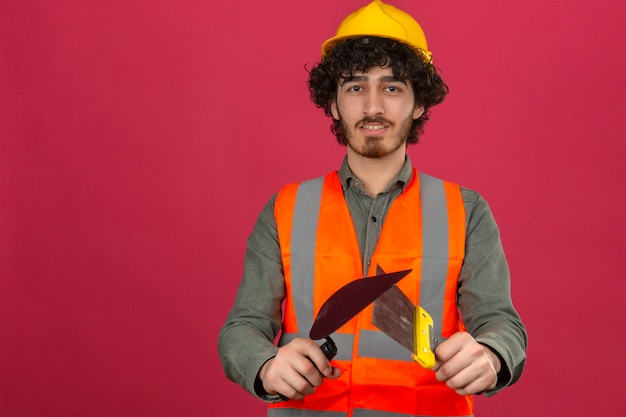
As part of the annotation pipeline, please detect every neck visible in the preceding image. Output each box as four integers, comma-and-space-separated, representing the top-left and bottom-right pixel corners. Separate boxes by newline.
346, 148, 406, 198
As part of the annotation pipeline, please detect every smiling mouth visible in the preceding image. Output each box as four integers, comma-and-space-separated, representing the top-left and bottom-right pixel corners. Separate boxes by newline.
358, 117, 392, 132
361, 125, 387, 131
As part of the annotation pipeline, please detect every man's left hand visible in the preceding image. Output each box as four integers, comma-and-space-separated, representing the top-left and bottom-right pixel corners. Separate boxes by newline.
432, 331, 500, 395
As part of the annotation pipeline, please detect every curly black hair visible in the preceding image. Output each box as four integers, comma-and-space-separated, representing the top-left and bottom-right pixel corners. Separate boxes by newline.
308, 36, 449, 145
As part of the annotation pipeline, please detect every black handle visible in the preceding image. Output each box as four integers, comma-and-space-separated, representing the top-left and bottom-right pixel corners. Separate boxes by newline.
320, 336, 337, 361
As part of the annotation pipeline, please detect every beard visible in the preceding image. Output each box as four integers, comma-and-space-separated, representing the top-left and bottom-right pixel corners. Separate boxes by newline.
339, 114, 413, 159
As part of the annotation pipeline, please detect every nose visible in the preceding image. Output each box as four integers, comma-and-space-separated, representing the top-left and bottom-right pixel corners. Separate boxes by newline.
364, 90, 384, 117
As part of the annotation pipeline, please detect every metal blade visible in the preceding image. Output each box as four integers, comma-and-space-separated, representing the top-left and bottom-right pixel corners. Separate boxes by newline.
372, 285, 415, 353
309, 269, 411, 340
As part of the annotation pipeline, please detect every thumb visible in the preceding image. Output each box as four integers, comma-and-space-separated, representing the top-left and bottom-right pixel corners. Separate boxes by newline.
325, 366, 342, 379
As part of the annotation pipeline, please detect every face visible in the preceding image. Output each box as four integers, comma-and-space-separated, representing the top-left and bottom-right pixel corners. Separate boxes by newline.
331, 66, 424, 159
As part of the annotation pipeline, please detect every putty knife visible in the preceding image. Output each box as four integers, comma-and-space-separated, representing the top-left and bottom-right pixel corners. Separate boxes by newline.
372, 285, 438, 369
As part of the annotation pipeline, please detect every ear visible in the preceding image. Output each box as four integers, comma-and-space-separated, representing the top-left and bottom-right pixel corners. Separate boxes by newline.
331, 100, 339, 120
413, 106, 425, 120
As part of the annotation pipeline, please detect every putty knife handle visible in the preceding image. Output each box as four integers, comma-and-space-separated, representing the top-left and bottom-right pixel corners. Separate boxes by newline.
414, 306, 436, 369
320, 336, 337, 360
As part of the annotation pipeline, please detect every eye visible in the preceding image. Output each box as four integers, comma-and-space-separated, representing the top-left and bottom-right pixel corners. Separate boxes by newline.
385, 85, 401, 93
348, 85, 363, 92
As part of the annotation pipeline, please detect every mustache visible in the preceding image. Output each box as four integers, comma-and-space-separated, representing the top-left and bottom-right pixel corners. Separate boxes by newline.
357, 117, 393, 127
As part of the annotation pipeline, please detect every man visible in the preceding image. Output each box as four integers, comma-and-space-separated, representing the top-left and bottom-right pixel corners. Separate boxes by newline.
218, 1, 527, 416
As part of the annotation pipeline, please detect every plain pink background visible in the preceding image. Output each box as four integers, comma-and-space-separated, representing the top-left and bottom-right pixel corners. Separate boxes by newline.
2, 0, 625, 415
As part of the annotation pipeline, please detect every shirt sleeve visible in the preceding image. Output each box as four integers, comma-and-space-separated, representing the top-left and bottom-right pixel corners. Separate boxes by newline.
458, 188, 528, 395
217, 194, 285, 401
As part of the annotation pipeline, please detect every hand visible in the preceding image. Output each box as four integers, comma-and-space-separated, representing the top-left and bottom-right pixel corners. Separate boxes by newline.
432, 332, 500, 395
258, 338, 341, 400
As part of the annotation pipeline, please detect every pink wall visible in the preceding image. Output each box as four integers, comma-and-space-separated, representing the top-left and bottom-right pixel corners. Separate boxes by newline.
2, 0, 625, 415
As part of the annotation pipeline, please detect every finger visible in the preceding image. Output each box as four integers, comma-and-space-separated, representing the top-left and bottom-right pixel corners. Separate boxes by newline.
440, 361, 480, 389
438, 356, 497, 395
304, 348, 334, 378
262, 355, 317, 398
434, 332, 472, 363
450, 372, 496, 396
292, 357, 325, 387
326, 366, 342, 379
274, 367, 317, 399
277, 386, 307, 401
291, 338, 338, 380
277, 340, 325, 384
434, 346, 474, 383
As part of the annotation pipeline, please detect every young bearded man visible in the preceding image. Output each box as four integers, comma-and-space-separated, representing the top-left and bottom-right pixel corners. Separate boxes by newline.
219, 1, 527, 416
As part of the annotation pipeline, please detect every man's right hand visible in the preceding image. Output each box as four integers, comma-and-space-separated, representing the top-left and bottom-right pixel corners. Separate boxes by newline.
258, 338, 341, 400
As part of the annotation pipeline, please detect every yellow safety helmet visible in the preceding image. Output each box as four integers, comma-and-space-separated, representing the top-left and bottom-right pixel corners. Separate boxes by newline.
321, 0, 432, 63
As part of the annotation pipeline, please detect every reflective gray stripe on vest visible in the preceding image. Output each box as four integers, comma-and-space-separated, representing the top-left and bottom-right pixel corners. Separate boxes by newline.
290, 176, 324, 332
358, 329, 413, 361
354, 409, 472, 417
269, 407, 470, 417
268, 409, 347, 417
418, 172, 449, 342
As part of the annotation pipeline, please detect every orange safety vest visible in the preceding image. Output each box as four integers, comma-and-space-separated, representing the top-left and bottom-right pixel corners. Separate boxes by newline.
269, 169, 473, 417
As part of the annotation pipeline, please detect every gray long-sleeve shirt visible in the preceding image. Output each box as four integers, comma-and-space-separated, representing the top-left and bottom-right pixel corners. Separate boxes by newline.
218, 156, 527, 400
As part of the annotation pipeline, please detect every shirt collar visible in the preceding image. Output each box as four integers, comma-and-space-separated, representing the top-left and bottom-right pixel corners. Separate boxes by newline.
337, 155, 414, 194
